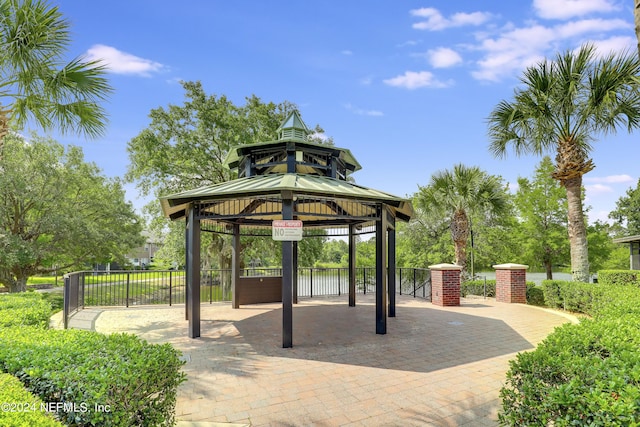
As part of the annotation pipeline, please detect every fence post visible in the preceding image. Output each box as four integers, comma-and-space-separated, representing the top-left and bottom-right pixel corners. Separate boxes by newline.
337, 268, 341, 296
169, 271, 173, 306
80, 273, 85, 309
484, 276, 487, 299
399, 268, 402, 296
363, 268, 367, 295
63, 275, 70, 329
413, 268, 417, 298
310, 269, 314, 298
126, 272, 130, 308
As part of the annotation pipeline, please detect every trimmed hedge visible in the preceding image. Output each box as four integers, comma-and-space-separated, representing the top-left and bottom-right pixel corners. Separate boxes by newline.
461, 280, 544, 305
0, 293, 51, 328
525, 285, 545, 306
540, 280, 607, 314
0, 373, 64, 427
461, 279, 496, 297
500, 285, 640, 425
0, 326, 186, 426
598, 270, 640, 286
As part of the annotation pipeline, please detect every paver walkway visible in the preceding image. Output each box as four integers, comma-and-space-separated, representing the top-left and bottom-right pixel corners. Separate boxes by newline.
71, 295, 576, 426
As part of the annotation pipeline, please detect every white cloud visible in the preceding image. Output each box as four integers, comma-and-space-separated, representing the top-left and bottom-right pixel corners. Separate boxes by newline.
590, 36, 637, 56
85, 44, 165, 76
383, 71, 453, 89
584, 175, 634, 184
585, 183, 614, 195
398, 40, 421, 48
427, 47, 463, 68
308, 131, 329, 142
533, 0, 618, 20
341, 50, 353, 56
470, 18, 632, 82
401, 4, 631, 84
588, 209, 612, 223
555, 18, 631, 39
411, 7, 492, 31
359, 75, 373, 85
344, 103, 384, 117
166, 77, 183, 85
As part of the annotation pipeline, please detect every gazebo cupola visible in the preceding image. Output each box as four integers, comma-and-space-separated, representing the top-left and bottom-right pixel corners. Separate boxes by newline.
224, 110, 361, 181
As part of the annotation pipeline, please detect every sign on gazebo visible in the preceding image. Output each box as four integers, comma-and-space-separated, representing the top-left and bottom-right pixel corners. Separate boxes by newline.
272, 220, 303, 241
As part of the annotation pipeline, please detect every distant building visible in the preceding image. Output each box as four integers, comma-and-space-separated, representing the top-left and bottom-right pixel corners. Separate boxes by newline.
126, 231, 162, 269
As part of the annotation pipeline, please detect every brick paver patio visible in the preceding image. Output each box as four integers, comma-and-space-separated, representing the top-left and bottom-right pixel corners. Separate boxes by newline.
79, 295, 576, 426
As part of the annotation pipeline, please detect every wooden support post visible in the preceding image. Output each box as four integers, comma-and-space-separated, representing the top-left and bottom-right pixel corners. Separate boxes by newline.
185, 213, 190, 321
282, 193, 294, 348
186, 204, 201, 338
349, 224, 356, 307
376, 204, 387, 335
388, 214, 396, 318
232, 224, 240, 309
293, 241, 298, 304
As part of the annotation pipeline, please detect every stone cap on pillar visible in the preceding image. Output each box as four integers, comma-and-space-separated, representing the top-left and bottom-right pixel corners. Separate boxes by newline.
428, 263, 463, 271
492, 263, 529, 270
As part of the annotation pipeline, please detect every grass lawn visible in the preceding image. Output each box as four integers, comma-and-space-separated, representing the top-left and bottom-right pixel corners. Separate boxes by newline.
27, 276, 63, 287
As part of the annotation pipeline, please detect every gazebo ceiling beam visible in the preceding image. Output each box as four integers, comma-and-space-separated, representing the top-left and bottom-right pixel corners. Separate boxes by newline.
195, 212, 379, 223
239, 199, 266, 215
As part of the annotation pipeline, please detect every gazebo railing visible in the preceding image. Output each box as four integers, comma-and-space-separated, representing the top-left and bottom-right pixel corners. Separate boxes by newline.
63, 267, 431, 328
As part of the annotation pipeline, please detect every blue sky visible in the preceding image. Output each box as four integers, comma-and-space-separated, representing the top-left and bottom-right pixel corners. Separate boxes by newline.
48, 0, 639, 223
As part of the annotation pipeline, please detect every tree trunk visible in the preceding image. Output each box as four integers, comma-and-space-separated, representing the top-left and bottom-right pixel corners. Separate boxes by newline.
7, 276, 28, 293
450, 209, 470, 276
543, 248, 553, 279
0, 107, 9, 160
635, 0, 640, 58
564, 176, 590, 282
544, 256, 553, 280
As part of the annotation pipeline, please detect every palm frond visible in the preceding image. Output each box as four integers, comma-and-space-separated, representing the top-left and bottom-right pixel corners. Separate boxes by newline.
1, 0, 112, 138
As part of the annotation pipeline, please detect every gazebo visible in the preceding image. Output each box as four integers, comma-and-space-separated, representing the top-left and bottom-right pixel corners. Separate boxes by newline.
160, 111, 413, 347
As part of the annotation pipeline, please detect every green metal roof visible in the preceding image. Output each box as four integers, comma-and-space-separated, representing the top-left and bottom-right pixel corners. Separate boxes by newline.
223, 139, 362, 173
160, 173, 413, 222
613, 235, 640, 244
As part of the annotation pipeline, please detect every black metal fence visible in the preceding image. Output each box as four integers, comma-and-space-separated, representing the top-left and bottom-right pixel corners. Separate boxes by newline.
63, 267, 431, 328
63, 273, 83, 329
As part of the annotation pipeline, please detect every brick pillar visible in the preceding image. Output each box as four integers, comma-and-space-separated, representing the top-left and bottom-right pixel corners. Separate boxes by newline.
493, 263, 529, 304
429, 263, 462, 307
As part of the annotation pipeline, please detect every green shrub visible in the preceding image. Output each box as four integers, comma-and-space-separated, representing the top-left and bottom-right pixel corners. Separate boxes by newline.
541, 280, 607, 314
525, 284, 545, 306
598, 270, 640, 286
0, 373, 64, 427
463, 280, 543, 305
0, 327, 186, 426
461, 279, 496, 297
500, 285, 640, 425
500, 317, 640, 425
591, 286, 640, 320
0, 293, 51, 328
541, 280, 563, 309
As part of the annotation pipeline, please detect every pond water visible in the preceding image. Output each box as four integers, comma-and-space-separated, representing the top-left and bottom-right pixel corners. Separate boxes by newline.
474, 271, 574, 285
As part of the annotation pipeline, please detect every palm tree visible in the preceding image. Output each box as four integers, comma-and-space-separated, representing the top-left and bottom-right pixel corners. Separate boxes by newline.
0, 0, 111, 155
417, 164, 509, 277
636, 0, 640, 58
487, 44, 640, 282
